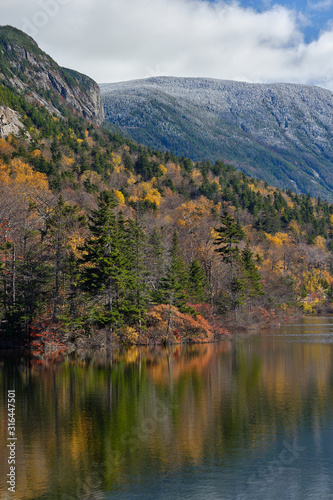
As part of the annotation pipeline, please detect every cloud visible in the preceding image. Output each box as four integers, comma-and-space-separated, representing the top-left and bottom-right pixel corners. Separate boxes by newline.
308, 0, 333, 11
2, 0, 333, 90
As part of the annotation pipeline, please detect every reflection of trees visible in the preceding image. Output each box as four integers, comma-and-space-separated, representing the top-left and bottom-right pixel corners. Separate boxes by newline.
0, 334, 333, 498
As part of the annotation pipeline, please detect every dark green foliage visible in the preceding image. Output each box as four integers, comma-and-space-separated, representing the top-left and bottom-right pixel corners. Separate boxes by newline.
241, 244, 264, 298
214, 211, 245, 264
155, 230, 189, 311
188, 260, 208, 303
45, 195, 86, 322
134, 151, 163, 181
80, 192, 142, 329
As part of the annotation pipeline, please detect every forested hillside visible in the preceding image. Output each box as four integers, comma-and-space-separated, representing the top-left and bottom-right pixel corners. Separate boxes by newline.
1, 28, 333, 351
101, 77, 333, 201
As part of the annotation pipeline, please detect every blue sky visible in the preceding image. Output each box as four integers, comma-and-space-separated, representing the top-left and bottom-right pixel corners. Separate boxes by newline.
2, 0, 333, 89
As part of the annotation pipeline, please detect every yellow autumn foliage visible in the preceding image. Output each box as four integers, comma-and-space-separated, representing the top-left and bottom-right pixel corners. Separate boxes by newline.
176, 197, 214, 228
288, 220, 300, 236
80, 170, 105, 189
63, 156, 75, 167
302, 269, 326, 294
68, 234, 85, 258
0, 158, 48, 190
31, 149, 42, 158
191, 169, 202, 182
114, 190, 125, 205
265, 232, 290, 246
0, 138, 13, 156
127, 174, 136, 186
111, 153, 122, 172
313, 235, 326, 250
144, 188, 161, 207
159, 164, 167, 175
129, 181, 162, 207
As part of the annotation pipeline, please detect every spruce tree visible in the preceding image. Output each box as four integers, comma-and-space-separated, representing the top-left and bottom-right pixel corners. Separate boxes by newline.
214, 210, 244, 264
214, 210, 245, 314
154, 230, 191, 333
241, 244, 263, 298
156, 230, 188, 309
147, 227, 166, 286
188, 260, 208, 303
80, 191, 138, 330
122, 211, 150, 330
46, 195, 85, 322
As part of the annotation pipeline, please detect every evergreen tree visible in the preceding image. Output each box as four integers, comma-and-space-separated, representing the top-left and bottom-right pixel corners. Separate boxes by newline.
214, 210, 245, 264
123, 210, 150, 330
80, 191, 139, 331
241, 244, 264, 299
188, 260, 208, 303
147, 227, 166, 287
46, 195, 85, 322
155, 230, 190, 331
214, 210, 246, 313
135, 151, 151, 180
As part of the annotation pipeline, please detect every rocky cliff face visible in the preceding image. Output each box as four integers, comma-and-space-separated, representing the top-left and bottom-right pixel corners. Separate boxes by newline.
101, 77, 333, 201
0, 105, 31, 140
0, 26, 104, 124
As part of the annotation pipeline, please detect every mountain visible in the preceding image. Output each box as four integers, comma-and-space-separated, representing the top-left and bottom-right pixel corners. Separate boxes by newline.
0, 27, 333, 342
101, 77, 333, 201
0, 25, 104, 124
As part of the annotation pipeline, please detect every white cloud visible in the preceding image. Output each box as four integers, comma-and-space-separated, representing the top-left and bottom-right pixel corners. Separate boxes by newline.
2, 0, 333, 90
308, 0, 333, 11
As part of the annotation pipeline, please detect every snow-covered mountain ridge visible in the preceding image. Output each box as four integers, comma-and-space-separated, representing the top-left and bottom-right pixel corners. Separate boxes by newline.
101, 77, 333, 200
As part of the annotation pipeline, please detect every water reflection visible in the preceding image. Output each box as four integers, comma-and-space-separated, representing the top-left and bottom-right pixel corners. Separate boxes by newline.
0, 317, 333, 499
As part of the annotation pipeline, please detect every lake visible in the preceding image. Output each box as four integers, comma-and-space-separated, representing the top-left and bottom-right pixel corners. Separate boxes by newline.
1, 316, 333, 499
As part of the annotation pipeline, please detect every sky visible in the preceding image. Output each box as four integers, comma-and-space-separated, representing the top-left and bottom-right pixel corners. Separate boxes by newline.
2, 0, 333, 89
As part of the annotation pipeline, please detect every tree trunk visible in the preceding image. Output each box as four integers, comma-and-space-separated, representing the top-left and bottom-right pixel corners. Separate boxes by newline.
53, 236, 61, 323
12, 243, 15, 306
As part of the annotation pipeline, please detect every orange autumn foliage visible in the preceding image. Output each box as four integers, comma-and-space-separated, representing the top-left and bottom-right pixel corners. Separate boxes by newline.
145, 304, 215, 343
0, 138, 13, 156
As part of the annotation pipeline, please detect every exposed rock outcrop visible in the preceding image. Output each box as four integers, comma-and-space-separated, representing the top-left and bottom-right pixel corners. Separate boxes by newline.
0, 26, 104, 124
0, 105, 30, 140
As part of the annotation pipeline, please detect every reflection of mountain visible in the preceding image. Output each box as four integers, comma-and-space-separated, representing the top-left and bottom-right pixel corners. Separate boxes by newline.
1, 330, 333, 498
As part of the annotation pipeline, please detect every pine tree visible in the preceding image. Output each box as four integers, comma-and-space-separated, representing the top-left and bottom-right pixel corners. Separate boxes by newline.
188, 260, 208, 303
147, 227, 166, 286
214, 210, 246, 314
169, 229, 188, 288
80, 191, 139, 332
122, 210, 150, 330
46, 195, 85, 322
241, 244, 263, 298
155, 230, 190, 333
214, 210, 244, 264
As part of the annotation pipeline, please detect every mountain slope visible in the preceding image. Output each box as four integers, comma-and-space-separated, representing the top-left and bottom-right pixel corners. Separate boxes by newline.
0, 25, 104, 124
0, 29, 332, 342
101, 77, 333, 201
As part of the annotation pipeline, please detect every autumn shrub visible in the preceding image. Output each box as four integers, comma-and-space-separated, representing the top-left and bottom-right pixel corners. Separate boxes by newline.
146, 304, 215, 343
116, 325, 139, 345
301, 302, 316, 315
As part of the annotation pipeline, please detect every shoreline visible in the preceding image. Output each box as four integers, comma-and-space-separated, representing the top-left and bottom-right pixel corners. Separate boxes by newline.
0, 307, 309, 357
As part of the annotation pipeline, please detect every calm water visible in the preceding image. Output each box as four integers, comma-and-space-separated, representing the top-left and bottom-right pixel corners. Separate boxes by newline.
1, 317, 333, 499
